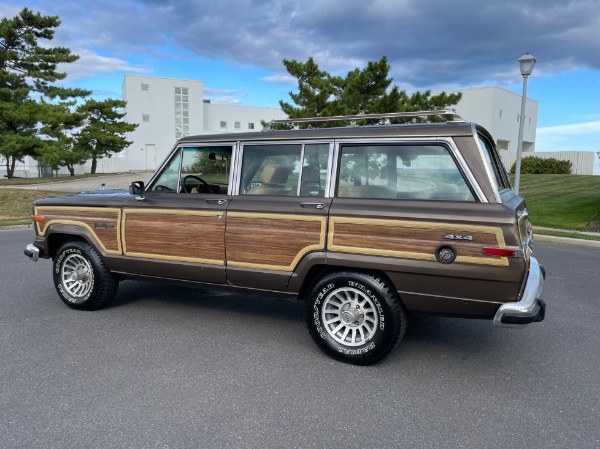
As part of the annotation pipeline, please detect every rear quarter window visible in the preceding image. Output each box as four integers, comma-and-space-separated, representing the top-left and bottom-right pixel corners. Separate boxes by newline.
336, 144, 475, 201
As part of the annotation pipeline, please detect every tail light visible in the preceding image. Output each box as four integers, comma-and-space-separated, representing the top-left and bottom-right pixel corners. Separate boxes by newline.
483, 247, 518, 257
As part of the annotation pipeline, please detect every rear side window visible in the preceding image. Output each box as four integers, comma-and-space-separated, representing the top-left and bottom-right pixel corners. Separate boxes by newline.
337, 144, 475, 201
240, 143, 330, 196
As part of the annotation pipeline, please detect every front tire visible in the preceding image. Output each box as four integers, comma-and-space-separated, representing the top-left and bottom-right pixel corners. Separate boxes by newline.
53, 240, 118, 310
305, 271, 407, 365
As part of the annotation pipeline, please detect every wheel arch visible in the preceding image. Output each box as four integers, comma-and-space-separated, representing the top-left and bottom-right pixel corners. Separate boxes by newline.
46, 225, 106, 259
292, 260, 403, 308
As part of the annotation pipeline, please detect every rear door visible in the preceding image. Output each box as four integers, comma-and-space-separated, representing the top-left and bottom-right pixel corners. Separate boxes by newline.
327, 138, 522, 316
225, 141, 333, 291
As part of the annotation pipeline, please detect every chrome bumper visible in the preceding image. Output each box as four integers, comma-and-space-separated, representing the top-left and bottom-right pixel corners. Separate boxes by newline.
24, 244, 40, 262
493, 257, 545, 329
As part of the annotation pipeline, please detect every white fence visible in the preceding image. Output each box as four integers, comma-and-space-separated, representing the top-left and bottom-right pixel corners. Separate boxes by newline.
499, 150, 595, 175
1, 155, 129, 179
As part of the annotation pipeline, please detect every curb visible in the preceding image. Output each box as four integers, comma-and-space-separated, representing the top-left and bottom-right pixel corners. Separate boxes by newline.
0, 224, 33, 231
533, 234, 600, 248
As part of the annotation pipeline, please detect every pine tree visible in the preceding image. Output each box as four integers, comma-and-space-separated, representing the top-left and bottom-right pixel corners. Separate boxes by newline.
0, 8, 89, 178
74, 99, 138, 174
278, 56, 462, 128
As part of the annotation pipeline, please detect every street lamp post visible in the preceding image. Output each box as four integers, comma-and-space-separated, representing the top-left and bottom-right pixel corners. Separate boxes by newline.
513, 52, 536, 195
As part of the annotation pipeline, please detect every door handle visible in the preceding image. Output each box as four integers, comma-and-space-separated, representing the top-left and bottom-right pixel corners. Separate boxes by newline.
300, 202, 327, 209
206, 199, 229, 205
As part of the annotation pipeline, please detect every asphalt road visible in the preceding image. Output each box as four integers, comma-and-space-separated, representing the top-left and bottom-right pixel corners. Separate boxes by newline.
1, 229, 599, 449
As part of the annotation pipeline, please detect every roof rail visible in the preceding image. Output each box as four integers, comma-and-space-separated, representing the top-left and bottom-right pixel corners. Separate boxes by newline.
264, 110, 465, 129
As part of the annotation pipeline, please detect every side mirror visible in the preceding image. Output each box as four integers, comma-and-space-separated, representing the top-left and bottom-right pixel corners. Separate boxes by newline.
129, 181, 145, 195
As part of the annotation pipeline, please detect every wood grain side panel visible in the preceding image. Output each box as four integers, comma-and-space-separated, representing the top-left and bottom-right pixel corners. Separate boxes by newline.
123, 211, 225, 264
35, 207, 121, 254
328, 217, 508, 266
226, 213, 326, 270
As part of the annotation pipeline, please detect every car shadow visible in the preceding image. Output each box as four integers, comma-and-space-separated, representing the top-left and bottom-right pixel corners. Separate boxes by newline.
112, 280, 501, 356
111, 279, 305, 322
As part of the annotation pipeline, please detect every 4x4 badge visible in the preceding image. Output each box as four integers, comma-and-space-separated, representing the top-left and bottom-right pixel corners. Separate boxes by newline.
445, 234, 473, 241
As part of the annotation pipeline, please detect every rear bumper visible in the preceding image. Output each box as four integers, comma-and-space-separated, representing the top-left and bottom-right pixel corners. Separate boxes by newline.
493, 257, 546, 328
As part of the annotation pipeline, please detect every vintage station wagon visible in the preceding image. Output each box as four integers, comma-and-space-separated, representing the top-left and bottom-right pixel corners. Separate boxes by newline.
24, 111, 545, 365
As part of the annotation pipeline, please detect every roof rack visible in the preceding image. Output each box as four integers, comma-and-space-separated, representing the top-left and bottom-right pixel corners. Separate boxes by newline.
263, 110, 465, 129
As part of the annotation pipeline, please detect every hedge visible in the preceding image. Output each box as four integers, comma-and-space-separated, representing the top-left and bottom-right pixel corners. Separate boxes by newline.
510, 156, 572, 174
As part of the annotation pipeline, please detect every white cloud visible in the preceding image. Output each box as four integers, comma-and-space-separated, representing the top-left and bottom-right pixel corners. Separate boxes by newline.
204, 87, 240, 95
206, 95, 242, 105
62, 48, 149, 81
10, 0, 599, 88
261, 74, 296, 85
537, 121, 600, 137
536, 121, 600, 152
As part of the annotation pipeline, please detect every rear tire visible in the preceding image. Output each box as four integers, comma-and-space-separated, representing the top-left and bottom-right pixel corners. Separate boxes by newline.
305, 271, 406, 365
52, 240, 118, 310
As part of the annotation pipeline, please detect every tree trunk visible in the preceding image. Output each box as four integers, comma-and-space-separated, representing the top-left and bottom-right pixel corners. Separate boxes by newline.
8, 156, 16, 179
67, 164, 75, 176
91, 157, 97, 174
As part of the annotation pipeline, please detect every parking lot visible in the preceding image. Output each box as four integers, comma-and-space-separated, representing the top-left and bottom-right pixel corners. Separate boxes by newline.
1, 228, 599, 448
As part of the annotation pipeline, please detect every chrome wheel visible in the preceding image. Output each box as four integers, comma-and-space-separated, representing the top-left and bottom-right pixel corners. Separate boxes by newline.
321, 287, 379, 347
60, 253, 93, 301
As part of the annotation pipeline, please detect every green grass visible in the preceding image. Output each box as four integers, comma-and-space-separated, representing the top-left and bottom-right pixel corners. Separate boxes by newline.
518, 174, 600, 232
0, 189, 65, 226
0, 172, 120, 186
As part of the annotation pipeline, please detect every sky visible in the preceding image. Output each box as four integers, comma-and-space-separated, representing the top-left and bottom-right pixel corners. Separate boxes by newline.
3, 0, 600, 171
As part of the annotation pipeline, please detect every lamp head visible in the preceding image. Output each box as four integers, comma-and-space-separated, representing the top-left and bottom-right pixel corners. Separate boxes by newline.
518, 53, 536, 77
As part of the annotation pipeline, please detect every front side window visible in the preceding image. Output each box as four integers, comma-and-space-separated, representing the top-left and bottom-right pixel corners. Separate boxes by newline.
150, 151, 181, 192
337, 144, 475, 201
148, 146, 232, 193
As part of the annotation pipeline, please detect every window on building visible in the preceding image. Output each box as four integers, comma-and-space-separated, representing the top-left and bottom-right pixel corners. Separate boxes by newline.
220, 121, 227, 128
499, 109, 503, 119
142, 114, 150, 122
248, 123, 255, 130
528, 117, 532, 125
517, 114, 520, 123
174, 87, 190, 139
141, 83, 149, 92
234, 122, 241, 129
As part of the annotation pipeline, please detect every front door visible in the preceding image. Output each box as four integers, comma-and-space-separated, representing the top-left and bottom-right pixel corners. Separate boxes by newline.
122, 144, 233, 284
225, 141, 333, 291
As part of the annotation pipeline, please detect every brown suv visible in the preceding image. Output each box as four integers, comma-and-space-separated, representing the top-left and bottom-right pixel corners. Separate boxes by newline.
24, 111, 545, 365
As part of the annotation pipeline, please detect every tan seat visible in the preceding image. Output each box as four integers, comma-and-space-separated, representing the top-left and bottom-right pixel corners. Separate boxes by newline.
247, 163, 290, 195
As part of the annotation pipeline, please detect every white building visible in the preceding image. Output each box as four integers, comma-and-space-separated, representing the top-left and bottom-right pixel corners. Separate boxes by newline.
452, 86, 538, 153
122, 75, 287, 171
12, 80, 595, 178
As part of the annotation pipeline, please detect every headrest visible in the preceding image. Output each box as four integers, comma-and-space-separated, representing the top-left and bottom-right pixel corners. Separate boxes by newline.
301, 165, 320, 183
260, 163, 289, 184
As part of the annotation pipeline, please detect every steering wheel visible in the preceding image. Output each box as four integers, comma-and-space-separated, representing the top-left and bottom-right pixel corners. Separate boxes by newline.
183, 175, 210, 193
